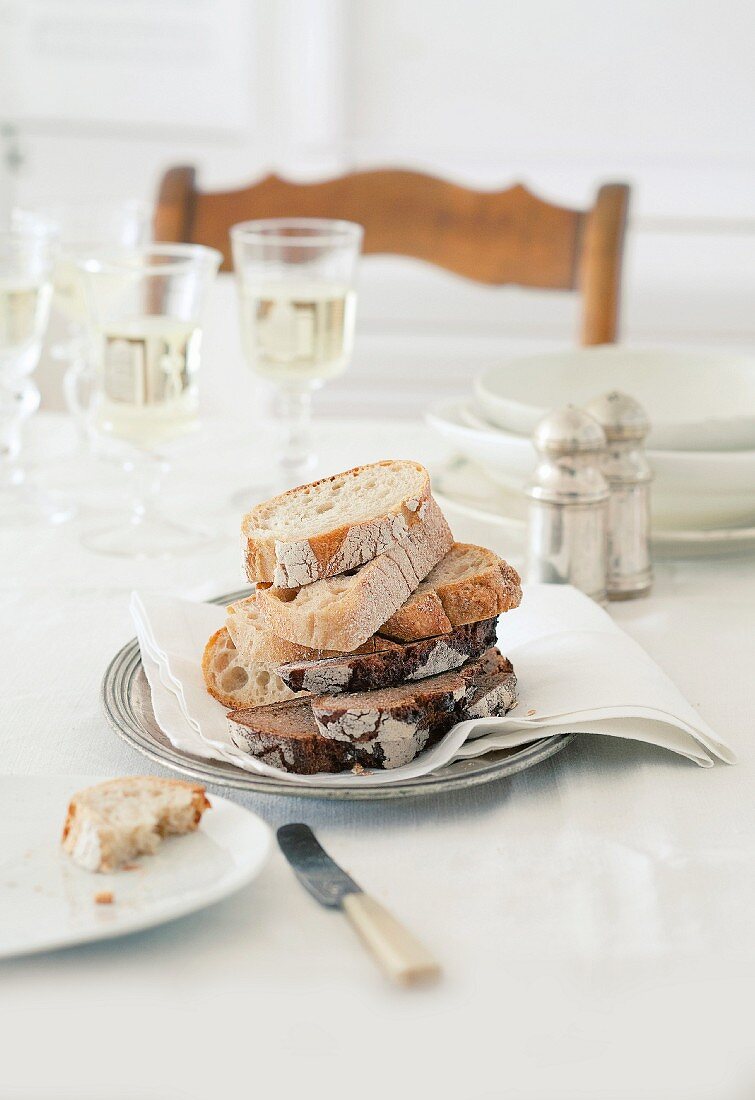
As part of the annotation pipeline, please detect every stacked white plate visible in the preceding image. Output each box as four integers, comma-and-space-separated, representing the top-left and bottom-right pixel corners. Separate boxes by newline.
426, 347, 755, 557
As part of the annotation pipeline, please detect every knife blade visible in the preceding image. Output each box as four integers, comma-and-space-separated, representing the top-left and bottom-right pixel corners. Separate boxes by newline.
277, 823, 440, 986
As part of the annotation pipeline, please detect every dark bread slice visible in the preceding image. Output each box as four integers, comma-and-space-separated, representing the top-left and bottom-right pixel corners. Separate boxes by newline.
277, 617, 498, 695
228, 699, 359, 774
227, 697, 433, 773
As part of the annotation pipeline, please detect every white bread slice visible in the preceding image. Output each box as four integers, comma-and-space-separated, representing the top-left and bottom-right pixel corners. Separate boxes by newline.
61, 777, 210, 872
202, 627, 298, 709
225, 592, 395, 667
255, 494, 453, 652
241, 460, 432, 587
380, 543, 522, 642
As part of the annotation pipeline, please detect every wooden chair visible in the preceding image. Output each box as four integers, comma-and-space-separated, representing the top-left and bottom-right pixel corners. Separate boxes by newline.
155, 167, 630, 345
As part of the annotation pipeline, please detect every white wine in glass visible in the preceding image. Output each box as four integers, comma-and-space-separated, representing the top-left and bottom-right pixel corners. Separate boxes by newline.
238, 280, 356, 384
95, 315, 201, 449
231, 219, 363, 497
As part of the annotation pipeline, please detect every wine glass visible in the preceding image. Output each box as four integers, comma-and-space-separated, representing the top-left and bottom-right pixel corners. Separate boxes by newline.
230, 218, 363, 496
0, 229, 72, 524
75, 243, 221, 558
12, 200, 152, 440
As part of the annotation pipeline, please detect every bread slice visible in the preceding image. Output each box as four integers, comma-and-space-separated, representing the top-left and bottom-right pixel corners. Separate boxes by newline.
202, 627, 297, 709
277, 617, 498, 695
227, 652, 518, 775
241, 460, 433, 587
255, 494, 453, 652
228, 698, 386, 774
226, 592, 395, 667
380, 543, 522, 642
61, 777, 210, 872
311, 667, 469, 745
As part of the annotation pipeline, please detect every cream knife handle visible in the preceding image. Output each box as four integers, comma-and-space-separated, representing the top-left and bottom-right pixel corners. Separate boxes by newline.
342, 892, 441, 986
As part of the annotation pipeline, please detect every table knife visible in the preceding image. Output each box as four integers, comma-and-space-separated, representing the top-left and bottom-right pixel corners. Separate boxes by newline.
277, 823, 440, 986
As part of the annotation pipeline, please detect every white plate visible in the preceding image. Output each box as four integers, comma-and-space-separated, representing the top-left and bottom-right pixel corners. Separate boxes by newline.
427, 398, 755, 528
433, 458, 755, 561
475, 347, 755, 451
0, 776, 271, 960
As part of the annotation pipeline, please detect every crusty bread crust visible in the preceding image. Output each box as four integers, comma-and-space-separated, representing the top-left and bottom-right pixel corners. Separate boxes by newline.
380, 545, 522, 641
242, 460, 433, 587
255, 495, 453, 652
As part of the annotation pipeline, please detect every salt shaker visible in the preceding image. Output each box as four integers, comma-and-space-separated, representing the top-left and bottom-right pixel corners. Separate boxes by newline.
585, 390, 653, 600
526, 406, 609, 603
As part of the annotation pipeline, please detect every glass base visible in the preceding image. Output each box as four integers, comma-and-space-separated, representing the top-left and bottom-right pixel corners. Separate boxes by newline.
81, 512, 216, 559
0, 477, 76, 526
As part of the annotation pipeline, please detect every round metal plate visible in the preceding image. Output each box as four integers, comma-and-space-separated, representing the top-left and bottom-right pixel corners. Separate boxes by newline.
102, 589, 575, 800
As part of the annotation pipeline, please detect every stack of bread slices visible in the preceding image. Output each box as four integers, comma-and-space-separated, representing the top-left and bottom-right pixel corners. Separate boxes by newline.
202, 460, 522, 774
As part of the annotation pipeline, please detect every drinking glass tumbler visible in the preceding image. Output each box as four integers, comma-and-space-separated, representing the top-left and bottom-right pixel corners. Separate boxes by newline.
76, 243, 221, 558
231, 218, 363, 496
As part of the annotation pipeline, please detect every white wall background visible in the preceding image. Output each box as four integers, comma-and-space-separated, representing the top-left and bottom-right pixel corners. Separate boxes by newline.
2, 0, 754, 413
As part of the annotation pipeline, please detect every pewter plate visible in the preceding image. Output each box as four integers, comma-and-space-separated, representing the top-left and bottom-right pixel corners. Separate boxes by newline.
102, 589, 574, 800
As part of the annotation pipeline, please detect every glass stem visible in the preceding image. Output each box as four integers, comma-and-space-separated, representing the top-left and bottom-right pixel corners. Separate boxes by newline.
273, 384, 316, 488
0, 377, 38, 490
124, 450, 167, 526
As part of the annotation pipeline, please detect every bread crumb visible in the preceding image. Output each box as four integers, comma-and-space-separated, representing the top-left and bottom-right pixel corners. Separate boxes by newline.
94, 891, 114, 905
351, 763, 368, 775
526, 708, 536, 716
121, 862, 140, 872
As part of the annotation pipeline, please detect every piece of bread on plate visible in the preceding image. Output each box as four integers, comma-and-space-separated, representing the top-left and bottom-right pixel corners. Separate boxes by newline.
202, 627, 298, 709
61, 777, 210, 873
380, 543, 522, 642
255, 494, 453, 652
241, 459, 434, 588
277, 616, 499, 695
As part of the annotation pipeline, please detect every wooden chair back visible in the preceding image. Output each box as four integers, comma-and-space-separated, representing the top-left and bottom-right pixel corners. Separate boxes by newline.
155, 167, 630, 345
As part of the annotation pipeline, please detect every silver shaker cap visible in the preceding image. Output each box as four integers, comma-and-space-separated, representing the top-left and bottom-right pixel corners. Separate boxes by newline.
532, 405, 606, 455
584, 390, 649, 442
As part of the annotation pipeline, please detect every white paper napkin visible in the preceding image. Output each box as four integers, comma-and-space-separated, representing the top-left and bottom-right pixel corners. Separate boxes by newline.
130, 584, 734, 788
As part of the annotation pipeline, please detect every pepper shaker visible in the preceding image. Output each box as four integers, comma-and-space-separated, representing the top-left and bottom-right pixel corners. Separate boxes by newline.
584, 390, 653, 600
526, 406, 609, 603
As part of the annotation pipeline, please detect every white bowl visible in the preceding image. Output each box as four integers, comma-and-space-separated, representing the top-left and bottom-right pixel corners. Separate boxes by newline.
426, 399, 755, 528
474, 347, 755, 451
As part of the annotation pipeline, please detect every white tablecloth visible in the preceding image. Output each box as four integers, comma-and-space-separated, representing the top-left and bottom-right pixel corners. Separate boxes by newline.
2, 414, 755, 1100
